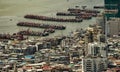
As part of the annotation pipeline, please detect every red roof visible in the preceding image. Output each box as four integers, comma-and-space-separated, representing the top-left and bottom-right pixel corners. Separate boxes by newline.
42, 65, 52, 70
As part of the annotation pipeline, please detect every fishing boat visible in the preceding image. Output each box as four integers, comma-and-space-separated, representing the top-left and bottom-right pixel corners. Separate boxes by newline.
93, 6, 104, 9
57, 12, 96, 16
17, 28, 55, 37
68, 8, 100, 13
56, 12, 82, 16
56, 12, 92, 19
75, 15, 92, 20
17, 22, 66, 30
24, 15, 83, 22
0, 33, 26, 40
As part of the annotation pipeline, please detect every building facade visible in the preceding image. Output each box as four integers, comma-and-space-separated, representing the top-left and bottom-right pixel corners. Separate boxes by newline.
107, 18, 120, 36
87, 42, 107, 57
96, 14, 105, 32
82, 57, 107, 72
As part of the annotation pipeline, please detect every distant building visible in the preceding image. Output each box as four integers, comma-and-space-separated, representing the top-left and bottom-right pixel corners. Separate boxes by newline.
10, 45, 36, 55
36, 41, 51, 51
97, 33, 106, 43
82, 57, 107, 72
96, 14, 105, 33
61, 37, 73, 48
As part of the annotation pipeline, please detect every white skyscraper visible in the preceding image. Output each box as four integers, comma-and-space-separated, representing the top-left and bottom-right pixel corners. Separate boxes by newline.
87, 42, 107, 57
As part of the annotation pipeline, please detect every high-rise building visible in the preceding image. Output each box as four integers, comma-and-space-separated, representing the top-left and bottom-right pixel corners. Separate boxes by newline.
96, 14, 105, 32
82, 57, 107, 72
104, 0, 120, 19
87, 42, 107, 57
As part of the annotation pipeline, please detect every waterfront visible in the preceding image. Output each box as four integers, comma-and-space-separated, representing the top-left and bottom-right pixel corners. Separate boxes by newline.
1, 0, 120, 72
0, 0, 104, 37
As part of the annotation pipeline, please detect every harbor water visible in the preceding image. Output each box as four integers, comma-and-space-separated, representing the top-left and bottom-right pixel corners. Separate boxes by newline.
0, 0, 104, 37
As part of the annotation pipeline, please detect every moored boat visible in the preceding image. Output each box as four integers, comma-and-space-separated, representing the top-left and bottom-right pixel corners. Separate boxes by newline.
56, 11, 97, 17
56, 12, 82, 16
0, 33, 26, 40
44, 28, 55, 33
56, 12, 93, 19
17, 29, 49, 37
93, 6, 104, 9
24, 14, 83, 22
17, 28, 55, 37
75, 15, 92, 20
67, 8, 100, 13
17, 22, 66, 30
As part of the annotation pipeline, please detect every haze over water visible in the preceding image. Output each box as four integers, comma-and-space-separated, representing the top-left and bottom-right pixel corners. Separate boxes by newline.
0, 0, 104, 37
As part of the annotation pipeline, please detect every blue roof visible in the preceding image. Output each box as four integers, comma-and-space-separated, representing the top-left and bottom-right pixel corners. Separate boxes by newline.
25, 55, 34, 59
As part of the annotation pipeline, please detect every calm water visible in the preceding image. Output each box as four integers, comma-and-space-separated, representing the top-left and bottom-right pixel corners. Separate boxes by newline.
0, 0, 104, 37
